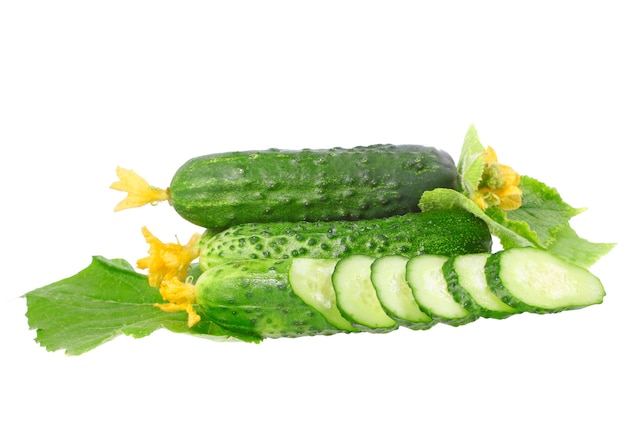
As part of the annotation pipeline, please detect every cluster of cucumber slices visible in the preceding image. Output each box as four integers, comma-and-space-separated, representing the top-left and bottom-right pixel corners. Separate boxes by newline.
287, 247, 605, 335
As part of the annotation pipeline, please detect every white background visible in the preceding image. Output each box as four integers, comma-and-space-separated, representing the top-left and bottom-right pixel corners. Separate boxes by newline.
2, 1, 624, 444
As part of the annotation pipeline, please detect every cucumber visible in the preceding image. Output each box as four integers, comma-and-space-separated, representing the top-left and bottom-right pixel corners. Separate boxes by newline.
443, 254, 519, 319
194, 259, 344, 339
198, 209, 493, 269
370, 255, 436, 330
193, 248, 605, 340
332, 255, 398, 333
169, 144, 458, 231
406, 255, 478, 326
485, 247, 606, 314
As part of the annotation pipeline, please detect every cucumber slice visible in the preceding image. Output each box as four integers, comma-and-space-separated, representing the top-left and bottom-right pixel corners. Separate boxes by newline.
288, 258, 358, 332
486, 247, 606, 313
333, 255, 398, 332
406, 255, 478, 326
370, 255, 436, 330
444, 254, 519, 319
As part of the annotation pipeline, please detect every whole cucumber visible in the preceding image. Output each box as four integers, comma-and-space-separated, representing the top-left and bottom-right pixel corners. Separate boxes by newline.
198, 209, 493, 270
169, 144, 457, 231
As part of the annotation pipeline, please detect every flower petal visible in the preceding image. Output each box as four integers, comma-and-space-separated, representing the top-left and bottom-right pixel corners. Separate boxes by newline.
111, 166, 169, 211
496, 185, 523, 210
155, 278, 200, 327
484, 146, 499, 163
137, 227, 200, 288
472, 146, 523, 211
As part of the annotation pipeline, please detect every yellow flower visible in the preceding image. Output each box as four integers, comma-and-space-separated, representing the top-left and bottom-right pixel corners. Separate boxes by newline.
155, 278, 201, 327
110, 166, 170, 212
472, 146, 522, 211
137, 227, 201, 288
136, 228, 202, 327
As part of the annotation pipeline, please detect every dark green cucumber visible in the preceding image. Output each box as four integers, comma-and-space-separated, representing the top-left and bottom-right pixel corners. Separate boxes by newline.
198, 209, 493, 269
443, 254, 519, 319
169, 144, 458, 231
485, 248, 605, 314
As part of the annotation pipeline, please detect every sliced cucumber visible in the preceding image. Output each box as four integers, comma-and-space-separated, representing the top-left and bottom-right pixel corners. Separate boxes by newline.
486, 247, 606, 313
444, 254, 519, 319
332, 255, 398, 332
370, 255, 436, 330
406, 255, 477, 326
288, 258, 358, 332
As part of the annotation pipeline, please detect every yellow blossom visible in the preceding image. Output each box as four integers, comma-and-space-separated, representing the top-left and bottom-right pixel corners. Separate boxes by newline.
137, 227, 201, 288
155, 278, 201, 327
472, 146, 522, 211
110, 166, 170, 211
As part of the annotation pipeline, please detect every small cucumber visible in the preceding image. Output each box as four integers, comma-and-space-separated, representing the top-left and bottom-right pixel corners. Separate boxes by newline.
169, 144, 458, 231
333, 255, 398, 333
199, 209, 493, 269
485, 247, 606, 314
406, 255, 478, 326
443, 254, 519, 319
370, 255, 436, 330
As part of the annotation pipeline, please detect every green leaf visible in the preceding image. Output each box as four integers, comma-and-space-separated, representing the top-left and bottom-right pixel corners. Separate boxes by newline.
547, 225, 615, 268
504, 176, 583, 247
419, 186, 613, 268
458, 124, 487, 194
485, 208, 543, 249
24, 256, 242, 355
427, 124, 615, 268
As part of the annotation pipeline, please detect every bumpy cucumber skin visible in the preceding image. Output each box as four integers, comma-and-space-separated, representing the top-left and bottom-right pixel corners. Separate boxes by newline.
169, 145, 458, 231
195, 259, 346, 340
443, 256, 518, 320
199, 209, 493, 269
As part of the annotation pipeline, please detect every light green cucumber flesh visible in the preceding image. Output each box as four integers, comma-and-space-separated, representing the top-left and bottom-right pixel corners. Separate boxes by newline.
406, 255, 476, 326
370, 255, 436, 329
487, 248, 606, 313
332, 255, 397, 332
288, 258, 357, 332
445, 254, 518, 319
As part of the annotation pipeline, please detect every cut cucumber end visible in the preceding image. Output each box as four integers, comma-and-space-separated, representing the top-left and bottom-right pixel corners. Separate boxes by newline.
444, 254, 519, 319
289, 258, 358, 332
333, 255, 398, 332
371, 255, 436, 330
486, 248, 606, 313
407, 255, 477, 326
